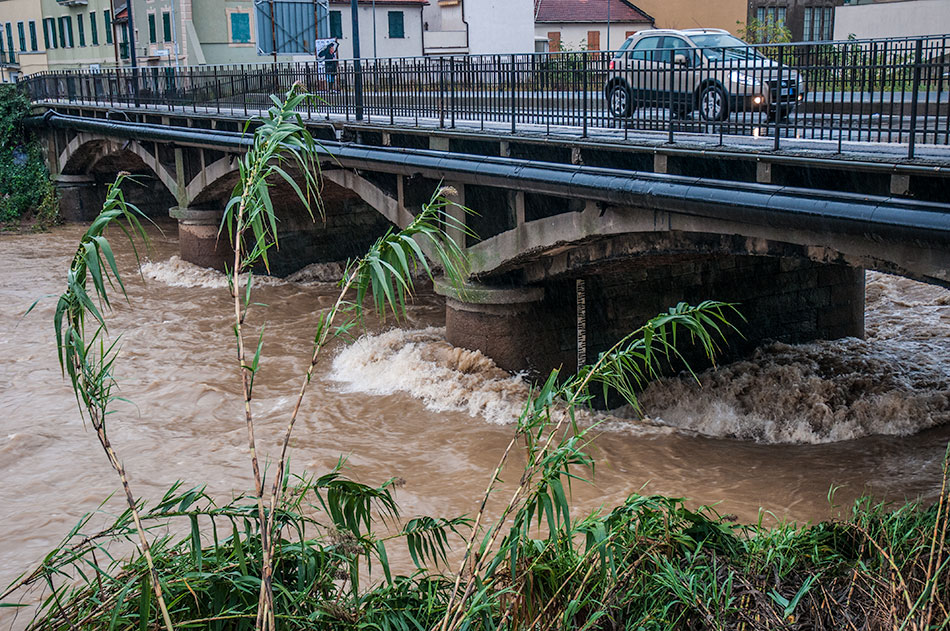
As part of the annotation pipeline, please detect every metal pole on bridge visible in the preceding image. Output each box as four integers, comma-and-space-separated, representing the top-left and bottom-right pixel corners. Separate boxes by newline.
351, 0, 364, 120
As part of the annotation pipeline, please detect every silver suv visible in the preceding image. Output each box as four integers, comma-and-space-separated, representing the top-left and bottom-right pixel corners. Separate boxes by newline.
604, 29, 805, 122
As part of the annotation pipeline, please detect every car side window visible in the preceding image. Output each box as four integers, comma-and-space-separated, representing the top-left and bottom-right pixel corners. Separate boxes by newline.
630, 36, 662, 61
663, 36, 697, 66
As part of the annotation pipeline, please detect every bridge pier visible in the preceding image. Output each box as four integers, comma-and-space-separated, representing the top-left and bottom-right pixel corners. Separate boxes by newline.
54, 175, 102, 222
437, 255, 865, 379
434, 280, 561, 373
170, 207, 232, 271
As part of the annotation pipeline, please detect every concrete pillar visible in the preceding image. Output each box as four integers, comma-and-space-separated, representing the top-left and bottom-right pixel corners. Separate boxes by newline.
435, 279, 549, 373
54, 174, 101, 222
170, 207, 232, 271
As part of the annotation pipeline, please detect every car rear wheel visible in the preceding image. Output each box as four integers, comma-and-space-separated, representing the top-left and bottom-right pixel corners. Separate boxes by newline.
608, 84, 633, 118
699, 85, 729, 122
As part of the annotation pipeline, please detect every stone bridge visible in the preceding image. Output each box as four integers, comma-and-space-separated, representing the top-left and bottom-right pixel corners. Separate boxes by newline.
35, 104, 950, 375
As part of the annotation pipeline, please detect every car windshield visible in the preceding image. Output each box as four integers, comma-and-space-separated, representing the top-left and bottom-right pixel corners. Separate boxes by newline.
688, 33, 767, 61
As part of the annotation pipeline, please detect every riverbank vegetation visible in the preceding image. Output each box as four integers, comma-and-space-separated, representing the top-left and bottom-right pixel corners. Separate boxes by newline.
3, 88, 949, 630
0, 84, 58, 230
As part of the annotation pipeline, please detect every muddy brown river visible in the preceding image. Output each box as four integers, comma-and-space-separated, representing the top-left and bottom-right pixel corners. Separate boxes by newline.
2, 220, 950, 618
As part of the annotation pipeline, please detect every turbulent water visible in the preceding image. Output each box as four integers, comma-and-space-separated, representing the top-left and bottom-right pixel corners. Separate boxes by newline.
2, 222, 950, 619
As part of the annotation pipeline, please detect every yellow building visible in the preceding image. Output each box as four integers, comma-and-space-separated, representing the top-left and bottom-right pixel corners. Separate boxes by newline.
0, 0, 49, 81
631, 0, 748, 34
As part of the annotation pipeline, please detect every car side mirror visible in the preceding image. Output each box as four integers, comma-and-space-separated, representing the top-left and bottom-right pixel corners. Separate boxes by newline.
674, 53, 689, 67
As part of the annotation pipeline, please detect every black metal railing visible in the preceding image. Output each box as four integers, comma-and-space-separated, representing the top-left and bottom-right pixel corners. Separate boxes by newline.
19, 34, 950, 158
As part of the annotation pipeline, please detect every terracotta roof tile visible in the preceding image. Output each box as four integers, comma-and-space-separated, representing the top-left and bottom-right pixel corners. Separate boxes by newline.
535, 0, 653, 24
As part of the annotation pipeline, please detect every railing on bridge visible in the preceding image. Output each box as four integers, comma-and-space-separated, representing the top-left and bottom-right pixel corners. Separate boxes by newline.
19, 34, 950, 158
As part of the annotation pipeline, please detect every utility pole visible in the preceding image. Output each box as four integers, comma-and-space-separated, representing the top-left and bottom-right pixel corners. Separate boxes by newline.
351, 0, 363, 120
170, 0, 181, 69
127, 0, 138, 69
127, 0, 139, 106
313, 0, 320, 59
270, 0, 278, 62
606, 0, 611, 50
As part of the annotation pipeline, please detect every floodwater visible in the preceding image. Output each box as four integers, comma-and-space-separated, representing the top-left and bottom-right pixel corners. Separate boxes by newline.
2, 221, 950, 616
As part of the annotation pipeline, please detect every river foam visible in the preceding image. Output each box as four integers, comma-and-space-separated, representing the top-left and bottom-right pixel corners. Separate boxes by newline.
329, 327, 531, 425
330, 272, 950, 445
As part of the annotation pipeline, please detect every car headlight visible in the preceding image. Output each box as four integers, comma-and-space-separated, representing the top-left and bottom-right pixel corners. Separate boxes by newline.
729, 71, 761, 87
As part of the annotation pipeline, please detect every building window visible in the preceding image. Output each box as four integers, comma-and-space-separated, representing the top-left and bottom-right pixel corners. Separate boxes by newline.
6, 23, 13, 62
547, 31, 560, 51
104, 10, 113, 45
148, 13, 156, 43
329, 11, 342, 38
162, 12, 172, 42
388, 11, 404, 39
29, 21, 37, 51
803, 6, 833, 41
756, 6, 787, 26
230, 11, 251, 44
89, 12, 98, 46
17, 22, 25, 52
77, 14, 85, 46
43, 18, 53, 49
58, 16, 73, 48
586, 30, 600, 50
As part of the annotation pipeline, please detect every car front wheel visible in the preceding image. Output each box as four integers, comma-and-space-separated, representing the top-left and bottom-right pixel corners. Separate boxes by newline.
608, 84, 632, 118
699, 85, 729, 122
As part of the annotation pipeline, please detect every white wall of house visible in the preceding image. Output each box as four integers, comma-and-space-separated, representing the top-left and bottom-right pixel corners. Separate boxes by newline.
331, 5, 424, 59
422, 2, 467, 54
466, 0, 535, 54
834, 0, 950, 40
536, 23, 650, 51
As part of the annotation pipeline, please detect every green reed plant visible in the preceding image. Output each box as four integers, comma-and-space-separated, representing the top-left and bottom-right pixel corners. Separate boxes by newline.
222, 84, 470, 630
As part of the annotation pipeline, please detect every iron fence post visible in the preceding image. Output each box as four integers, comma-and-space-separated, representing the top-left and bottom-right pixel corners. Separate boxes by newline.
668, 54, 674, 144
439, 56, 445, 128
774, 46, 783, 152
510, 54, 516, 134
908, 37, 923, 158
583, 52, 588, 138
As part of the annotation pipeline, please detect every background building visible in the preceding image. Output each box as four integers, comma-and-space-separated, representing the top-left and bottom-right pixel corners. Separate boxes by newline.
535, 0, 654, 51
746, 0, 846, 42
423, 0, 536, 56
0, 0, 48, 81
834, 0, 950, 40
326, 0, 426, 59
631, 0, 746, 33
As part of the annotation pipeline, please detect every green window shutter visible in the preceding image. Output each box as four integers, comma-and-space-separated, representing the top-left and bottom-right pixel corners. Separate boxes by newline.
77, 15, 85, 47
17, 22, 25, 52
58, 17, 65, 48
104, 10, 112, 44
29, 21, 37, 51
162, 12, 172, 42
66, 16, 74, 47
6, 23, 14, 62
89, 13, 98, 46
388, 11, 404, 39
148, 14, 156, 44
230, 12, 251, 44
42, 19, 50, 50
329, 11, 342, 39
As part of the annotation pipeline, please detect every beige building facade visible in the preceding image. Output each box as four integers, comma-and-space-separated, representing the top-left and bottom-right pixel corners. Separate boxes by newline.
0, 0, 49, 81
632, 0, 747, 34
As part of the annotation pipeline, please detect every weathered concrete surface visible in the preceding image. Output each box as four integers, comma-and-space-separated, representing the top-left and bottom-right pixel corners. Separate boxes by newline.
439, 255, 865, 377
172, 207, 232, 271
